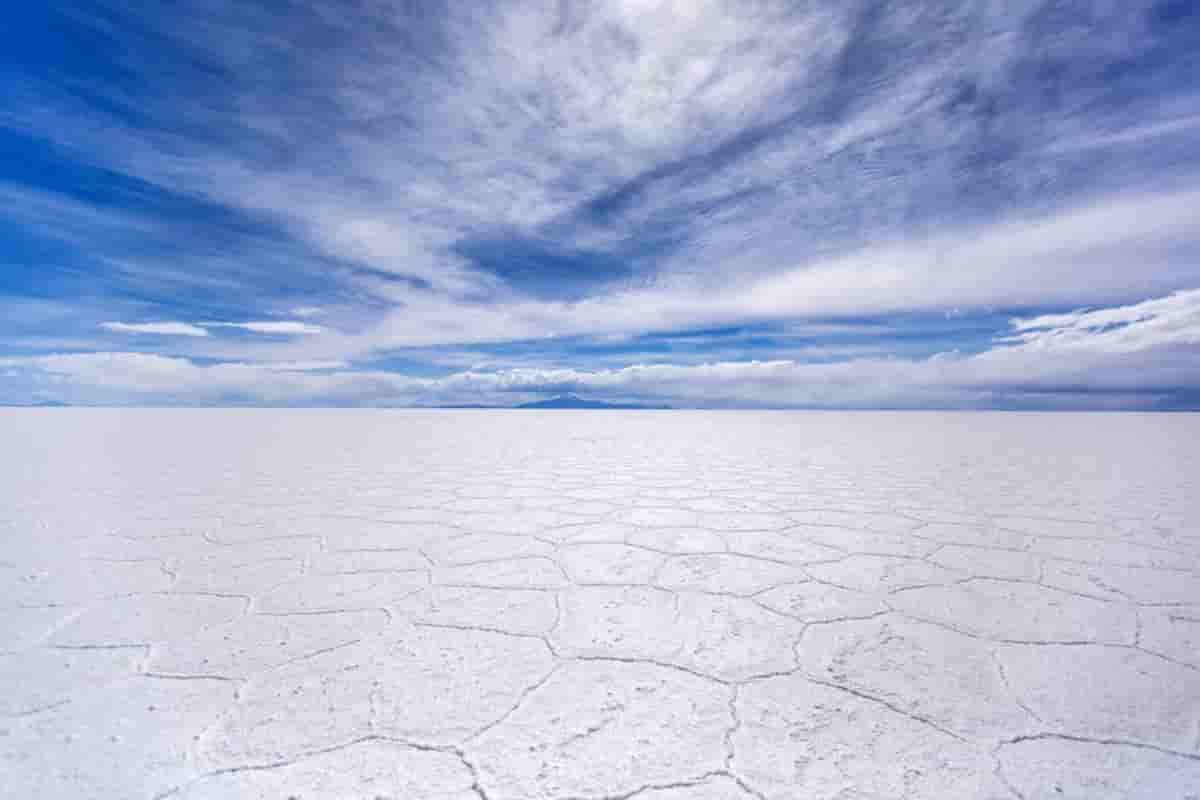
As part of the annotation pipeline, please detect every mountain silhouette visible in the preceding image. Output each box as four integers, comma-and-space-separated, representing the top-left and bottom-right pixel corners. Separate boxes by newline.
515, 394, 670, 410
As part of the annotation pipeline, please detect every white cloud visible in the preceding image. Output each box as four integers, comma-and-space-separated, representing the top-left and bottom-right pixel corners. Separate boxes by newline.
56, 183, 1200, 365
254, 360, 348, 372
12, 1, 1197, 321
1, 352, 414, 405
203, 321, 325, 335
4, 0, 1200, 406
101, 321, 210, 337
1044, 113, 1200, 154
242, 186, 1200, 360
99, 319, 325, 341
1006, 289, 1200, 354
11, 291, 1198, 408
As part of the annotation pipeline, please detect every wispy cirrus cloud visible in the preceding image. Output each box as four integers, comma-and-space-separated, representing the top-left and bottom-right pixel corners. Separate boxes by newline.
1043, 111, 1200, 155
100, 321, 209, 337
202, 321, 325, 335
3, 1, 1199, 406
101, 319, 324, 338
227, 184, 1200, 360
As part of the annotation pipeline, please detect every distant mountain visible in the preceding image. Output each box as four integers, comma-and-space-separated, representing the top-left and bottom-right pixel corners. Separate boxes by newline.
515, 394, 670, 410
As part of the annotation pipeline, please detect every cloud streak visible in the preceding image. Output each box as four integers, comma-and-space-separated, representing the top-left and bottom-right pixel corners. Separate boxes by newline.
102, 320, 325, 338
100, 321, 210, 337
203, 321, 325, 335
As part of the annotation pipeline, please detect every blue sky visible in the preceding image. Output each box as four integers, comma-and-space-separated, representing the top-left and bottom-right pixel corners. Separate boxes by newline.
2, 0, 1199, 408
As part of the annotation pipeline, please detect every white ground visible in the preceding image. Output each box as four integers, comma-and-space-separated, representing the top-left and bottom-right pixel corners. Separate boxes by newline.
1, 409, 1199, 799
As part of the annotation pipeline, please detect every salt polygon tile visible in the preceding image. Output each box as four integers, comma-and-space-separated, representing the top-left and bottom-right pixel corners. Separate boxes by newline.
394, 585, 559, 635
308, 548, 429, 574
997, 737, 1200, 799
198, 625, 556, 765
1137, 606, 1200, 667
612, 507, 702, 527
927, 544, 1042, 581
795, 526, 940, 557
723, 530, 844, 564
695, 512, 795, 531
256, 571, 426, 613
425, 532, 556, 564
733, 674, 1008, 800
889, 579, 1137, 643
996, 643, 1200, 753
437, 556, 569, 589
468, 660, 730, 800
627, 526, 729, 553
804, 554, 963, 594
1041, 560, 1200, 604
912, 522, 1032, 551
554, 586, 803, 681
655, 553, 800, 595
559, 543, 667, 584
796, 615, 1034, 741
756, 581, 887, 622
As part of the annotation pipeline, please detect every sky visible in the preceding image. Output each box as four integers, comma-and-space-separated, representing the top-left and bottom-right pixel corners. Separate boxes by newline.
2, 0, 1199, 408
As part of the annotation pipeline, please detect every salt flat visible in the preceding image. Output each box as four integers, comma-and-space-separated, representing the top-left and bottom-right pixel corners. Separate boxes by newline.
1, 409, 1198, 799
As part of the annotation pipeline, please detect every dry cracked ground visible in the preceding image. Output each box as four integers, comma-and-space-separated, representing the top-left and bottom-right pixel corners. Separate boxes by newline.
2, 409, 1199, 799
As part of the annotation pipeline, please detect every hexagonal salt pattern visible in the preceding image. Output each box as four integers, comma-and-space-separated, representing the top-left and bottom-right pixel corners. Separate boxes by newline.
2, 409, 1198, 798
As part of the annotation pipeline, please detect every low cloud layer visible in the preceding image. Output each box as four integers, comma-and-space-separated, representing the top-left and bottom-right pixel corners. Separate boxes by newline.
7, 291, 1198, 409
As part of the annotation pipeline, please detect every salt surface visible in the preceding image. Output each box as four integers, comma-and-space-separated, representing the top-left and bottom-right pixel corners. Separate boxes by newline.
2, 409, 1198, 798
